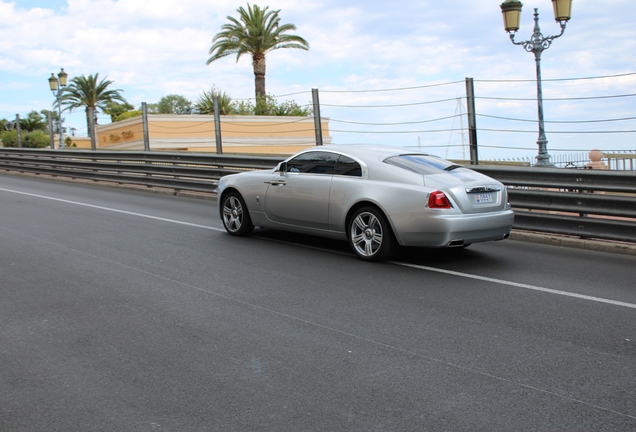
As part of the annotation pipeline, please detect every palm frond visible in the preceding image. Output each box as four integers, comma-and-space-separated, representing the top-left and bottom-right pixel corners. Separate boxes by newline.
58, 73, 126, 132
206, 3, 310, 100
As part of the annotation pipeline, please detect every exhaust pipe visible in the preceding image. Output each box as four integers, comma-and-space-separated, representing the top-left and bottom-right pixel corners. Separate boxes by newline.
447, 239, 464, 247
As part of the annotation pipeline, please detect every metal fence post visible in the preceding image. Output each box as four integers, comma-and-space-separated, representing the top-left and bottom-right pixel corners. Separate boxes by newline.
312, 88, 323, 146
214, 96, 223, 154
465, 78, 479, 165
16, 114, 22, 148
48, 112, 54, 149
142, 102, 150, 152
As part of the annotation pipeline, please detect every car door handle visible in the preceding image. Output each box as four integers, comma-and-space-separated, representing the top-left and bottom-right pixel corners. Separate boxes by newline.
264, 180, 286, 186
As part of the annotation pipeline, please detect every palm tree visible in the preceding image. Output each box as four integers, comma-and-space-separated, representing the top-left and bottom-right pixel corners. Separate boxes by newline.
206, 3, 309, 103
60, 73, 127, 135
19, 112, 47, 132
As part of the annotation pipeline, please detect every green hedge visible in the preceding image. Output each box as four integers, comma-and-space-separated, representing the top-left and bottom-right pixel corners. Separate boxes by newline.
1, 130, 51, 148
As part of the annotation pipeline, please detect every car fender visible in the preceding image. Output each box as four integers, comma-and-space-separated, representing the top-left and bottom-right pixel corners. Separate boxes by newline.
329, 178, 443, 245
218, 170, 274, 219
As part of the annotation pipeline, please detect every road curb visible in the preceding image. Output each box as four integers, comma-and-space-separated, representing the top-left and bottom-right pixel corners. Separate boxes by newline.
510, 230, 636, 256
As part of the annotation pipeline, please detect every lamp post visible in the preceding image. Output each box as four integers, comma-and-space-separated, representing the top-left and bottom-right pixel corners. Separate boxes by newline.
500, 0, 573, 167
48, 68, 68, 149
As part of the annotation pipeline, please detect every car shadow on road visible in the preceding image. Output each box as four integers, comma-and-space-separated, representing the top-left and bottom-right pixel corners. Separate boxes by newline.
249, 228, 495, 268
394, 245, 478, 264
250, 228, 352, 255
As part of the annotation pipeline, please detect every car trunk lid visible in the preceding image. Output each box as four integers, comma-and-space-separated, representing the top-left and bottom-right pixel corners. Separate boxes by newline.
424, 171, 506, 214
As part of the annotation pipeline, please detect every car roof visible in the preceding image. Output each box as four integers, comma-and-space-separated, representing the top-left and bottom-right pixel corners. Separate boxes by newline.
303, 144, 431, 162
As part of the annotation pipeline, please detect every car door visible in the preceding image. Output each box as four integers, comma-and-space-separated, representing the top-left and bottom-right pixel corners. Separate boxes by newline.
328, 155, 365, 231
264, 151, 338, 230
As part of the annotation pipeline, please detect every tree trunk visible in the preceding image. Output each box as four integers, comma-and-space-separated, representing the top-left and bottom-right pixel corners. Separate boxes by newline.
255, 74, 265, 99
85, 107, 91, 137
85, 106, 97, 137
252, 53, 266, 105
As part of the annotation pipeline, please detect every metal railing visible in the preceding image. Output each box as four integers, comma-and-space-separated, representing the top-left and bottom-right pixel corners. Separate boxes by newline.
472, 165, 636, 242
2, 148, 635, 242
605, 152, 636, 171
0, 148, 282, 194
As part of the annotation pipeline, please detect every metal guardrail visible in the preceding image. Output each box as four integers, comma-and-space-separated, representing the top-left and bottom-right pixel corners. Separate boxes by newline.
0, 148, 283, 194
471, 165, 636, 242
2, 148, 635, 242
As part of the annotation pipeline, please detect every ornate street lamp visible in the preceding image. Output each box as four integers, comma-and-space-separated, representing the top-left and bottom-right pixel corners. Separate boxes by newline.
48, 68, 68, 149
500, 0, 573, 167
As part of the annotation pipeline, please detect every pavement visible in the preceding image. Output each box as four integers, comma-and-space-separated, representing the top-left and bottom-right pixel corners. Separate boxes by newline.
4, 170, 636, 257
509, 230, 636, 256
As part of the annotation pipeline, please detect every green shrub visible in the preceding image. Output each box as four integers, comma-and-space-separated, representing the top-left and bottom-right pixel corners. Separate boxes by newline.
214, 94, 313, 116
0, 130, 18, 147
193, 87, 312, 117
23, 131, 51, 148
114, 110, 142, 122
64, 136, 77, 148
0, 130, 50, 148
196, 87, 236, 115
104, 101, 136, 122
157, 94, 192, 114
231, 99, 256, 115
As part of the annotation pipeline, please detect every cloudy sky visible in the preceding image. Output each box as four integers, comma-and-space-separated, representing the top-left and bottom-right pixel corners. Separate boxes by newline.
1, 0, 635, 161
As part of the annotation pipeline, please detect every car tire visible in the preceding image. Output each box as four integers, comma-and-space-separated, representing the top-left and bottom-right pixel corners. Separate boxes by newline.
348, 207, 396, 262
221, 191, 254, 236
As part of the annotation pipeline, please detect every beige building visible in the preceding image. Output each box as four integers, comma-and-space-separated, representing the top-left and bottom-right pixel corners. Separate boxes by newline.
61, 135, 91, 148
74, 114, 330, 155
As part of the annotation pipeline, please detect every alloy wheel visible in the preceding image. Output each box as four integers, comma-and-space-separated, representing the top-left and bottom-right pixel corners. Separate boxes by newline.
350, 211, 384, 257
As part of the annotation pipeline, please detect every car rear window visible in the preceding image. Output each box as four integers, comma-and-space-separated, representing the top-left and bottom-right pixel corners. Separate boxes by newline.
384, 155, 463, 175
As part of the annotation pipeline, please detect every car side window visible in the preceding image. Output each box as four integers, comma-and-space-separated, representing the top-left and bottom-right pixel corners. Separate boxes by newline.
332, 155, 362, 177
286, 152, 338, 174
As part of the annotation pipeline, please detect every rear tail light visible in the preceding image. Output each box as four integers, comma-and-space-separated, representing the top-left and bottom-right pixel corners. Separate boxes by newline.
428, 190, 452, 209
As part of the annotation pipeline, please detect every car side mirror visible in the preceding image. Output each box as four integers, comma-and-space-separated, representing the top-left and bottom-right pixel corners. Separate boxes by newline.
279, 162, 287, 176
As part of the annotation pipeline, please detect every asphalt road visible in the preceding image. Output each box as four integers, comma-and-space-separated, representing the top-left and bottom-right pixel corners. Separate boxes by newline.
1, 173, 635, 431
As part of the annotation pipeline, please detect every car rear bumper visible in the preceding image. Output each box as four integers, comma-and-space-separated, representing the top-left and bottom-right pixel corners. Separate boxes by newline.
391, 210, 515, 247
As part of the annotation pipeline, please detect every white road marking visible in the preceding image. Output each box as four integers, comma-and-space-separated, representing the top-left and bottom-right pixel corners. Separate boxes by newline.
2, 186, 635, 310
391, 262, 636, 310
0, 187, 225, 232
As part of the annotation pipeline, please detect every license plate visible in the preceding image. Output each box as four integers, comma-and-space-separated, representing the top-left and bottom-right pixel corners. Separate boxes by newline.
474, 193, 492, 203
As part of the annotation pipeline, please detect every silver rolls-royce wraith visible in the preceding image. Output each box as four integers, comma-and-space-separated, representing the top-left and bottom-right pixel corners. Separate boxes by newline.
218, 145, 514, 261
